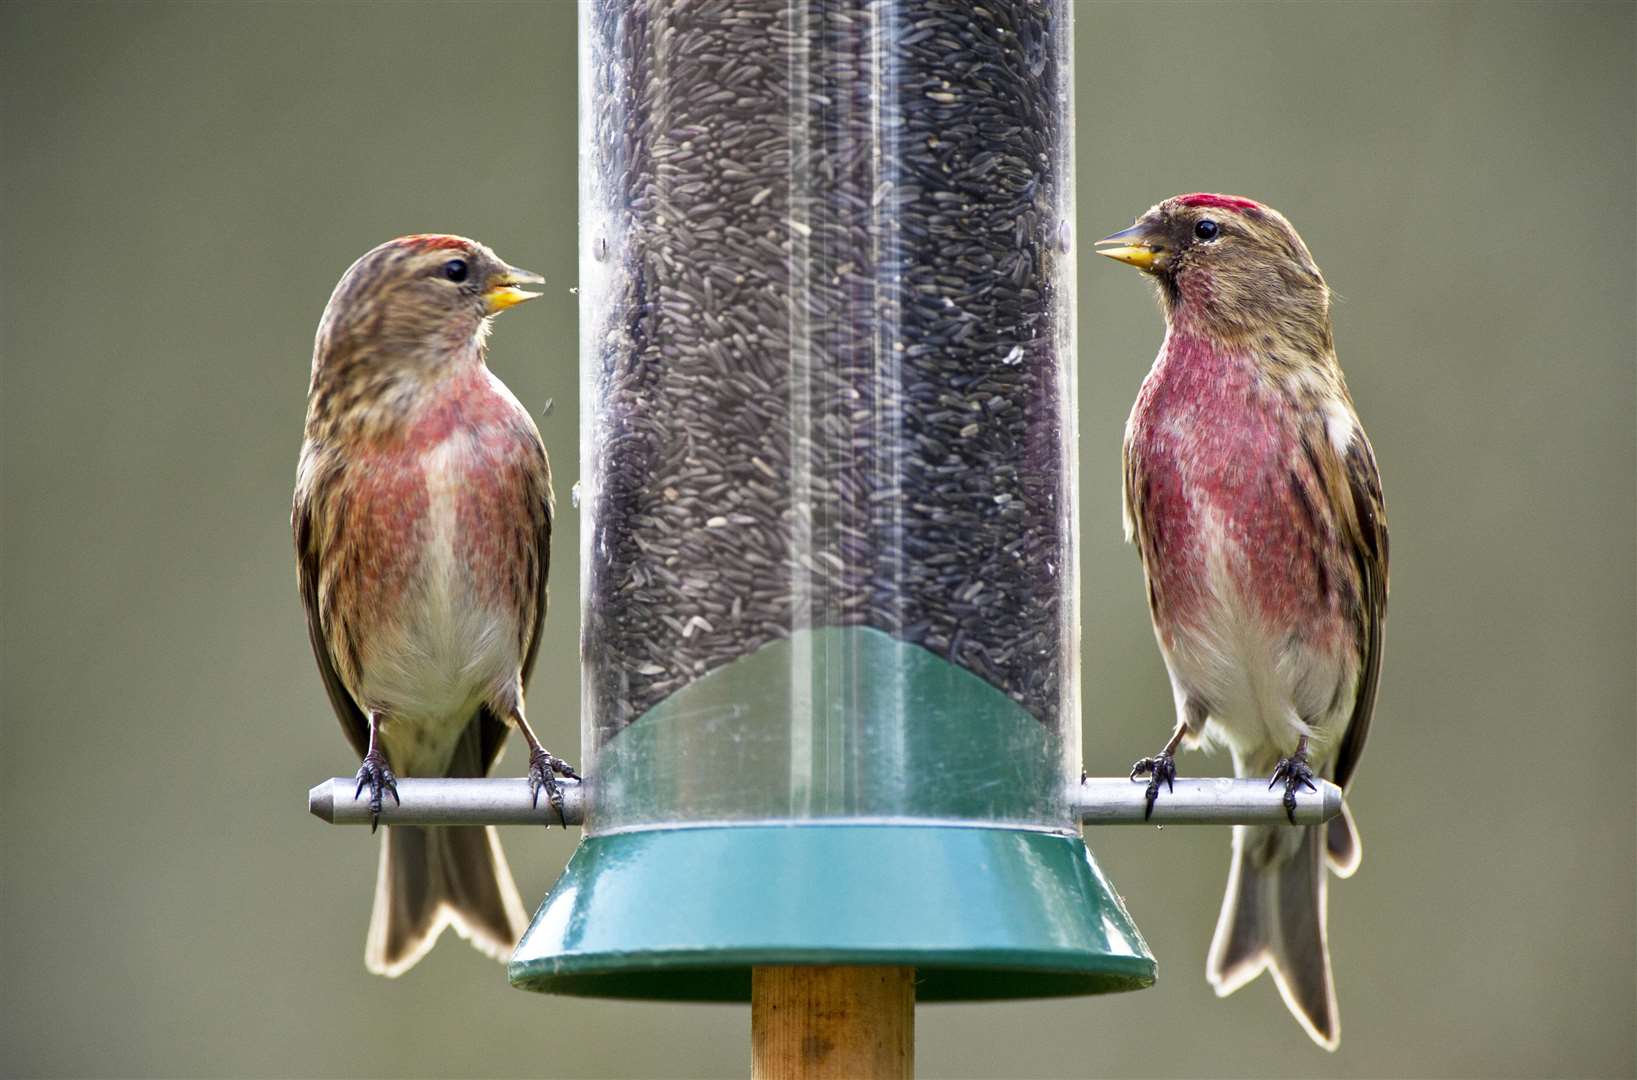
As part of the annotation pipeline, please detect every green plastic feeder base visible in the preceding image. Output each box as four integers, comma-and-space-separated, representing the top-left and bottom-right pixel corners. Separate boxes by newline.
509, 823, 1154, 1002
513, 628, 1154, 1001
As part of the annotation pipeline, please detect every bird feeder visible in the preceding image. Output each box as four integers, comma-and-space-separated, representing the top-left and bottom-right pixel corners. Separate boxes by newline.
509, 0, 1154, 1002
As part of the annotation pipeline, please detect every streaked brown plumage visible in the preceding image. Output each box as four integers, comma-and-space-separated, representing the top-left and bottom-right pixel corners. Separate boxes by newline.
1100, 195, 1388, 1049
293, 235, 574, 976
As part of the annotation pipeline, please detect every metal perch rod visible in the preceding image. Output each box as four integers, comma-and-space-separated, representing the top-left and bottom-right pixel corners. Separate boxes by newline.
309, 776, 1341, 828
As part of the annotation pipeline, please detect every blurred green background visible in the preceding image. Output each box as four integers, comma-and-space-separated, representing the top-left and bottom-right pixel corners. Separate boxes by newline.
2, 1, 1632, 1077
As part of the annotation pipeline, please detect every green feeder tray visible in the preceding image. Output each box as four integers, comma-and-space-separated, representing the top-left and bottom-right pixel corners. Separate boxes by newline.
510, 629, 1155, 1001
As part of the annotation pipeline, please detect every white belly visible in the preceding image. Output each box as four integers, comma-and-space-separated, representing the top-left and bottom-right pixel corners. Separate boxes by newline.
360, 437, 522, 775
1160, 509, 1353, 771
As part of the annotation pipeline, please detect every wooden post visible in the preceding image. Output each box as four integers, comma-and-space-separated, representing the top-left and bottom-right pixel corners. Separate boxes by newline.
751, 966, 914, 1079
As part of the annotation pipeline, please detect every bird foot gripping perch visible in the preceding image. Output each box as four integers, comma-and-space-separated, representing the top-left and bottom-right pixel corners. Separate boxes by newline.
1128, 753, 1177, 822
527, 748, 580, 826
353, 749, 398, 832
1269, 742, 1320, 826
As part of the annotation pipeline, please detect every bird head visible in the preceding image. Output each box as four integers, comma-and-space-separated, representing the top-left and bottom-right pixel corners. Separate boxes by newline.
1097, 194, 1329, 345
313, 234, 544, 378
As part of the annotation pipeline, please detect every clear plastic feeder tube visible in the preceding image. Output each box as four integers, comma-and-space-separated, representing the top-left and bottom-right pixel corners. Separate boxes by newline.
578, 0, 1078, 834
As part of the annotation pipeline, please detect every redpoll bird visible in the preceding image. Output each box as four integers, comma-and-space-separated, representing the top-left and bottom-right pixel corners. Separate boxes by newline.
292, 235, 576, 976
1098, 195, 1388, 1050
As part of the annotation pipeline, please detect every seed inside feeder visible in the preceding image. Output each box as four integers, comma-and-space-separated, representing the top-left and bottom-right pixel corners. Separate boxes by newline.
581, 0, 1074, 739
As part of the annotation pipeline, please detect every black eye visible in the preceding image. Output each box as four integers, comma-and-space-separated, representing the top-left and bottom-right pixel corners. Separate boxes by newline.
442, 258, 469, 283
1194, 219, 1219, 241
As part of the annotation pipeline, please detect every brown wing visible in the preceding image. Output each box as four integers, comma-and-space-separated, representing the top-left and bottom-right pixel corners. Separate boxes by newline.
292, 458, 370, 760
475, 424, 554, 775
1329, 425, 1389, 791
1121, 432, 1164, 621
518, 429, 554, 691
1121, 425, 1143, 549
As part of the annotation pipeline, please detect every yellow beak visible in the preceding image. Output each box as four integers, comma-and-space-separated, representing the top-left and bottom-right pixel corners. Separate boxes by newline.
1096, 245, 1163, 271
1095, 224, 1167, 272
484, 266, 546, 314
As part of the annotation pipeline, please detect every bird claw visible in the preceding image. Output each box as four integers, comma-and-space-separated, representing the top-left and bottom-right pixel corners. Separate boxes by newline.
528, 749, 579, 827
1269, 752, 1318, 825
1130, 753, 1177, 821
353, 750, 398, 832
